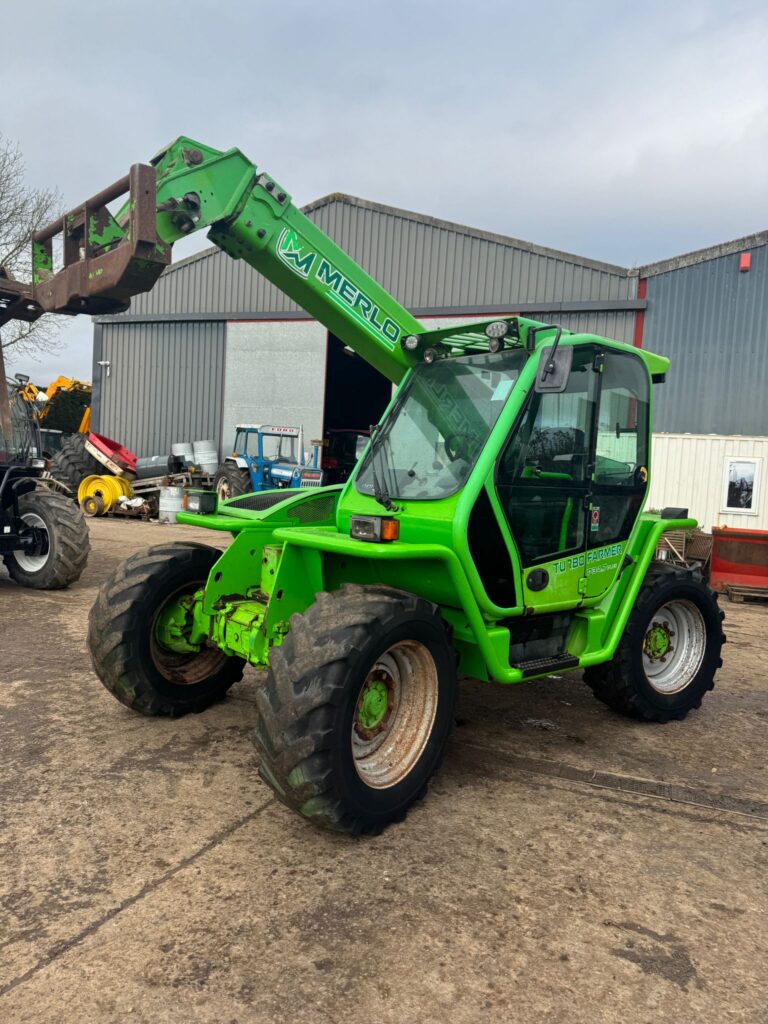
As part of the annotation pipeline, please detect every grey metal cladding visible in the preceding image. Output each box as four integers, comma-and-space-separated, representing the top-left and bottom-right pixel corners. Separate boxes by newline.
645, 244, 768, 435
534, 310, 636, 345
96, 320, 225, 458
117, 195, 635, 319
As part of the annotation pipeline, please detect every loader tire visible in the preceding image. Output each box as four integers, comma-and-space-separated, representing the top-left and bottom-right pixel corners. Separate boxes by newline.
253, 585, 457, 835
50, 433, 102, 496
88, 542, 244, 716
214, 463, 252, 502
3, 488, 89, 589
584, 567, 725, 722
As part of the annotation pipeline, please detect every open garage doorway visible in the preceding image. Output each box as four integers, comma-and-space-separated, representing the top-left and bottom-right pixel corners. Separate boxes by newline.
321, 333, 392, 483
323, 334, 392, 432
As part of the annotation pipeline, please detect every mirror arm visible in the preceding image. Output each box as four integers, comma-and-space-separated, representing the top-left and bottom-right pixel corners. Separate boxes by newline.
541, 328, 563, 380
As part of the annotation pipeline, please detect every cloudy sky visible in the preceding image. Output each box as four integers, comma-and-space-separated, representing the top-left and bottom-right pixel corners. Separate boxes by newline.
2, 0, 766, 382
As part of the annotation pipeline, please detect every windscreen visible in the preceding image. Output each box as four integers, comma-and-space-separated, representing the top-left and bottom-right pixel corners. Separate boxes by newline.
1, 388, 37, 462
355, 349, 527, 501
263, 435, 297, 463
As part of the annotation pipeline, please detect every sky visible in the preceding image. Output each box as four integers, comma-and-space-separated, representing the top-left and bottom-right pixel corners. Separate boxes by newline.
2, 0, 766, 384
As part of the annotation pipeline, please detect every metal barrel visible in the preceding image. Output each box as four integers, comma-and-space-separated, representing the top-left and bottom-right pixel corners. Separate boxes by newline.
158, 486, 185, 524
135, 454, 172, 480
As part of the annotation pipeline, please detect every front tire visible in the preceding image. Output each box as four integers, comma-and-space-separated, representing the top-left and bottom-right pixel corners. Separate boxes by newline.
584, 567, 725, 722
214, 463, 251, 502
3, 489, 89, 589
253, 585, 458, 835
88, 542, 244, 715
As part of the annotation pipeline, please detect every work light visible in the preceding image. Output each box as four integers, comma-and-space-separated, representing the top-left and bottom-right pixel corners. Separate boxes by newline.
485, 321, 509, 339
350, 515, 400, 542
183, 490, 217, 514
402, 334, 420, 351
485, 321, 508, 352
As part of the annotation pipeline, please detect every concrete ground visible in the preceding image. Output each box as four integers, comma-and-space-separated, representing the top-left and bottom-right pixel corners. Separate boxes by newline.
1, 518, 767, 1024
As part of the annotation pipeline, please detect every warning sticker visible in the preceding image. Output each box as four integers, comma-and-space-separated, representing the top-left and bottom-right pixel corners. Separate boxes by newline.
590, 507, 600, 533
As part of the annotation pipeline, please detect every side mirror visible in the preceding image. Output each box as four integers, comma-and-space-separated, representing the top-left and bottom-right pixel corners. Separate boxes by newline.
534, 344, 573, 394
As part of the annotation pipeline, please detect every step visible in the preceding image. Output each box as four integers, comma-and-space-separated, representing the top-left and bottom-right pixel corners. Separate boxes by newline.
511, 653, 580, 679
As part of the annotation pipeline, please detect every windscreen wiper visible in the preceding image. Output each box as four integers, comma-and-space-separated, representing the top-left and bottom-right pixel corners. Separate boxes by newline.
368, 430, 399, 512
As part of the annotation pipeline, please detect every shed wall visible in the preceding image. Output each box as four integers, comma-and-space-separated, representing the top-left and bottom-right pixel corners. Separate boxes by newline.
647, 433, 768, 531
96, 320, 225, 458
644, 244, 768, 435
221, 321, 327, 457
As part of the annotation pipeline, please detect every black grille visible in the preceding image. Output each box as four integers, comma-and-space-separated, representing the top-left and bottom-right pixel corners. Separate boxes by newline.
287, 495, 337, 524
225, 490, 305, 512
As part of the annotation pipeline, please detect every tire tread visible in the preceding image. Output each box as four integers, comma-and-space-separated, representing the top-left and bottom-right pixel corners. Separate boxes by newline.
253, 584, 454, 834
3, 488, 89, 589
584, 566, 725, 722
88, 542, 244, 716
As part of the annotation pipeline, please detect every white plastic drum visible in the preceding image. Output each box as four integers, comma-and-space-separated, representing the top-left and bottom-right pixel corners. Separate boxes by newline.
158, 486, 185, 524
192, 439, 218, 474
171, 442, 194, 466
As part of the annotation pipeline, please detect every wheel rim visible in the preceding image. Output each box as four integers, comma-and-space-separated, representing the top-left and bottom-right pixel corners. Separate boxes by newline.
150, 584, 226, 686
12, 512, 50, 572
216, 478, 231, 501
351, 640, 439, 789
642, 599, 706, 694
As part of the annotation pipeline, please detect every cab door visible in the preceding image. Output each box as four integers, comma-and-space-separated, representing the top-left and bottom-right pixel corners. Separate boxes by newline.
583, 349, 650, 599
495, 346, 599, 612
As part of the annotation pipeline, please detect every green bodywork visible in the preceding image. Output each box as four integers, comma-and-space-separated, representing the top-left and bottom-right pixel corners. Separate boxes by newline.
27, 135, 690, 685
165, 340, 691, 683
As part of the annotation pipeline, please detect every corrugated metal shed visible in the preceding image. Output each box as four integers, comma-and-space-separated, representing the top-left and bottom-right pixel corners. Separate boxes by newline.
95, 320, 225, 458
643, 236, 768, 435
92, 186, 767, 456
109, 194, 637, 320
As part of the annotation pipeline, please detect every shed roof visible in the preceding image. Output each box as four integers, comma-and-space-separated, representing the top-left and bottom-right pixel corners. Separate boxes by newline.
99, 192, 766, 321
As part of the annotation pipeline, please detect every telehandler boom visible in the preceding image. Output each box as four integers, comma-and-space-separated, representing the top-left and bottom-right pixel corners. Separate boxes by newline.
0, 137, 725, 834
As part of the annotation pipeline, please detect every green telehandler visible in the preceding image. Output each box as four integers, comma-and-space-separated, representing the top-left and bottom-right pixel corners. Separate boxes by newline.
0, 138, 725, 834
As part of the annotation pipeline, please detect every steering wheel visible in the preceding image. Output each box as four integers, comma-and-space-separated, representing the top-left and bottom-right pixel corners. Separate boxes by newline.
444, 434, 472, 462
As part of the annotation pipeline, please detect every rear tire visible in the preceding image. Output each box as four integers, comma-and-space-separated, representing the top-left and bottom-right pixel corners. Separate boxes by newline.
88, 542, 245, 715
50, 433, 102, 495
584, 567, 725, 722
3, 489, 89, 589
214, 463, 252, 502
253, 585, 458, 835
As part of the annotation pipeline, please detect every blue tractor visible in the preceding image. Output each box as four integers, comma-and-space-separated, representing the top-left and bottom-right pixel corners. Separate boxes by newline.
213, 424, 324, 501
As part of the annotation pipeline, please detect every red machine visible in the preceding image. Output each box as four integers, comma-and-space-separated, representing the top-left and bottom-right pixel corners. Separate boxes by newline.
710, 526, 768, 597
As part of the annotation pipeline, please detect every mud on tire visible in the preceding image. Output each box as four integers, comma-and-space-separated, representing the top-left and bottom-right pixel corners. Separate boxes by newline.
88, 542, 244, 715
253, 584, 458, 835
584, 566, 725, 722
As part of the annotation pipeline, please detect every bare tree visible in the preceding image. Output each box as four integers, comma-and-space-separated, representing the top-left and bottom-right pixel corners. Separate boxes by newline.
0, 135, 63, 358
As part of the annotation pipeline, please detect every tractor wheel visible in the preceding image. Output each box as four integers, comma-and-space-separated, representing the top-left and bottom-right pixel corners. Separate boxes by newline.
253, 585, 457, 835
81, 494, 106, 517
214, 463, 251, 502
3, 488, 90, 589
88, 542, 245, 716
50, 433, 102, 496
584, 567, 725, 722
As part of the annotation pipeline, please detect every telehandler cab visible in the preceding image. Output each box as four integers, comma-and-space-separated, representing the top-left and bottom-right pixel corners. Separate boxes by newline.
0, 137, 725, 834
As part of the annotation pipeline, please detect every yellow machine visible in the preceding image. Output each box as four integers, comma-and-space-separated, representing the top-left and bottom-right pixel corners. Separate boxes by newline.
20, 376, 91, 433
